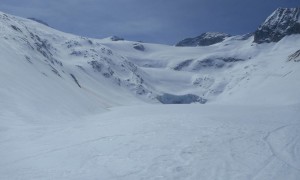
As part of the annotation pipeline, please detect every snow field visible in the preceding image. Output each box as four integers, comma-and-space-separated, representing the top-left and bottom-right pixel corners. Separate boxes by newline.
1, 104, 299, 180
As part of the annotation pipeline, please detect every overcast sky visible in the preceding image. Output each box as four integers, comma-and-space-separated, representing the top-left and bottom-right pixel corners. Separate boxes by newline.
0, 0, 299, 44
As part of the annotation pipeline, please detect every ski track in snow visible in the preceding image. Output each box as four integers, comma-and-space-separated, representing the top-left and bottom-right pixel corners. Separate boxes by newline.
1, 105, 299, 180
264, 124, 300, 170
251, 124, 300, 180
0, 134, 126, 168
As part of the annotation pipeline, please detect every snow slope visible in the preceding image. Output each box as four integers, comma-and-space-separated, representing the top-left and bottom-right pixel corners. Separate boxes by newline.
1, 104, 300, 180
0, 11, 154, 123
1, 8, 300, 180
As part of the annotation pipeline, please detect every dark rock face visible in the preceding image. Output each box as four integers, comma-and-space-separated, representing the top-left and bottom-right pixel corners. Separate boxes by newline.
254, 8, 300, 44
192, 57, 244, 70
172, 57, 244, 71
288, 49, 300, 62
133, 43, 145, 51
28, 18, 49, 27
176, 32, 231, 47
70, 74, 81, 88
173, 59, 194, 71
11, 25, 22, 32
110, 36, 124, 41
193, 58, 226, 70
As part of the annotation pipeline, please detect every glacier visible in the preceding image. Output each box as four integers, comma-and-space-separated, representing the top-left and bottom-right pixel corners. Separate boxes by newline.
0, 8, 300, 180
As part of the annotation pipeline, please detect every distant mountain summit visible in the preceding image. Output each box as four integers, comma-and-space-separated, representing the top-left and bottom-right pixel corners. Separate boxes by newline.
176, 32, 231, 47
110, 36, 124, 41
27, 17, 49, 27
177, 8, 300, 46
254, 7, 300, 43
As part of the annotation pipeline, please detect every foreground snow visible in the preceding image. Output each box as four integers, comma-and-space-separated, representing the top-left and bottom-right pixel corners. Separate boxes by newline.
1, 104, 299, 180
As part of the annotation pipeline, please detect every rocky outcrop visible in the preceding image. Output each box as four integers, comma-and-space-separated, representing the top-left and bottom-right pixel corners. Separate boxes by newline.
172, 57, 244, 72
173, 59, 194, 71
288, 49, 300, 62
110, 36, 124, 41
133, 43, 145, 51
254, 8, 300, 43
176, 32, 231, 47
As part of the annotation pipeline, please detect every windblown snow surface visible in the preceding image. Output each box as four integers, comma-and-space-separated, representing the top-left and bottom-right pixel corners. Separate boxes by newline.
1, 11, 300, 180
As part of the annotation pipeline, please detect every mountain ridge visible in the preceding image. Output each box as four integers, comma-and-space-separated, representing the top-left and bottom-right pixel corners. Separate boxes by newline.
175, 32, 231, 47
0, 7, 300, 111
176, 7, 300, 46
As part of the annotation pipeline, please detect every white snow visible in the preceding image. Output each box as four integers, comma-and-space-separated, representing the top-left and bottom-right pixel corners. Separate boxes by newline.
1, 11, 300, 180
1, 104, 300, 180
101, 34, 300, 105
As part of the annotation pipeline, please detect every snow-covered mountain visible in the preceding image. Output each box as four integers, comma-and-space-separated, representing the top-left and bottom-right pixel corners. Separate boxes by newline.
1, 7, 300, 109
175, 32, 231, 47
27, 17, 49, 27
254, 7, 300, 43
0, 11, 162, 120
1, 8, 300, 180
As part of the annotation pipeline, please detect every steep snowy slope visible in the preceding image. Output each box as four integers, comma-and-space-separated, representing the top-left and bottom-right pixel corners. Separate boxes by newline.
0, 11, 159, 122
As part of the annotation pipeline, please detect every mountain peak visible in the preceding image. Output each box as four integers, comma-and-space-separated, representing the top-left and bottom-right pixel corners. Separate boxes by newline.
176, 32, 231, 47
254, 7, 300, 43
27, 17, 49, 27
110, 36, 124, 41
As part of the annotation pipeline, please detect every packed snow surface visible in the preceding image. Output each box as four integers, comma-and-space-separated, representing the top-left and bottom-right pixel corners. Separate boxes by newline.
1, 104, 300, 180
